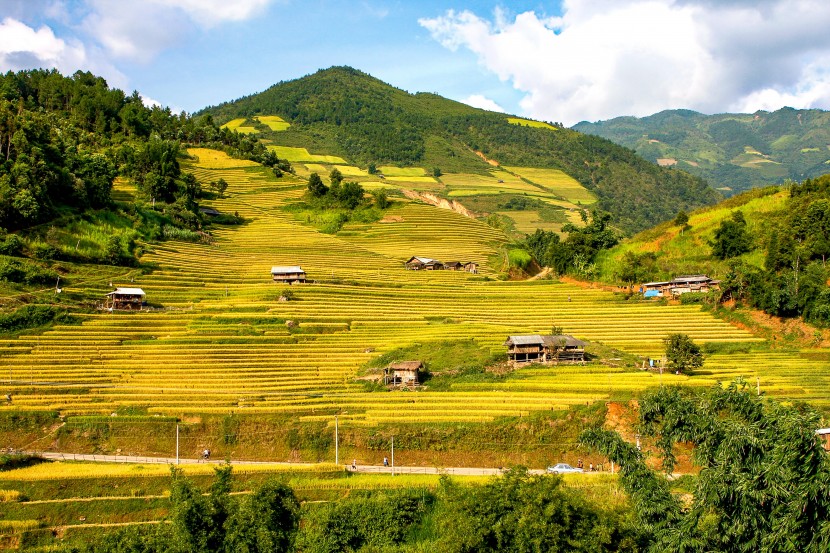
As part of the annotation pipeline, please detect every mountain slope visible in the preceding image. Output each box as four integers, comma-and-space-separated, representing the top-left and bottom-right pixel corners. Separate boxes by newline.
574, 107, 830, 194
201, 66, 720, 234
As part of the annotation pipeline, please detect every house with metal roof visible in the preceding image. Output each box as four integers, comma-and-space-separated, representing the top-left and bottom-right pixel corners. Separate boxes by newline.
642, 275, 720, 297
404, 257, 444, 270
271, 266, 306, 284
505, 334, 586, 365
106, 287, 146, 310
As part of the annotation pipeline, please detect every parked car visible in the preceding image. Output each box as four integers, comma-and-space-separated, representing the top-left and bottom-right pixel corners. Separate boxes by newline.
546, 463, 583, 474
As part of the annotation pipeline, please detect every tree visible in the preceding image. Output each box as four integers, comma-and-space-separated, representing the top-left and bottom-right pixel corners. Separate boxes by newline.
662, 333, 703, 374
338, 181, 364, 209
329, 167, 343, 186
367, 162, 377, 175
710, 210, 752, 259
673, 210, 689, 227
371, 189, 389, 209
617, 251, 658, 288
225, 481, 300, 553
307, 172, 328, 198
581, 381, 830, 553
211, 178, 228, 198
432, 167, 442, 177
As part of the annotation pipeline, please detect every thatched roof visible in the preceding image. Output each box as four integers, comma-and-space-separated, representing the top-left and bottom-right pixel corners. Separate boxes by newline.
388, 361, 423, 371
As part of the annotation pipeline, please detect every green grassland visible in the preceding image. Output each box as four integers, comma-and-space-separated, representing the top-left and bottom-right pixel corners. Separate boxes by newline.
595, 186, 787, 280
507, 117, 558, 130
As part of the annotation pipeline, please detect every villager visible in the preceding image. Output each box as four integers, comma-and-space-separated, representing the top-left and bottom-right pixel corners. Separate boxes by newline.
203, 449, 210, 460
577, 458, 583, 469
589, 462, 594, 472
352, 459, 357, 470
383, 457, 389, 467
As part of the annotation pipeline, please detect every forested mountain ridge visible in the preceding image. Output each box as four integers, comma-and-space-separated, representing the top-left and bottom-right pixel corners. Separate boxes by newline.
574, 107, 830, 194
201, 66, 720, 234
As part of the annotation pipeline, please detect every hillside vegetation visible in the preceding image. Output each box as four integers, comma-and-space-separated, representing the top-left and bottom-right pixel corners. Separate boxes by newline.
574, 107, 830, 194
202, 66, 719, 234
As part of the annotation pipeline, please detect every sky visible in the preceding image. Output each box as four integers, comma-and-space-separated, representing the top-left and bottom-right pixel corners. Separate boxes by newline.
2, 0, 830, 125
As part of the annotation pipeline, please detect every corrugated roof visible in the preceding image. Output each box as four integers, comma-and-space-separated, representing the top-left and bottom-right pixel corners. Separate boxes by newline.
271, 266, 304, 274
672, 275, 712, 283
506, 335, 545, 345
388, 361, 423, 371
543, 335, 586, 348
107, 287, 145, 296
407, 257, 437, 264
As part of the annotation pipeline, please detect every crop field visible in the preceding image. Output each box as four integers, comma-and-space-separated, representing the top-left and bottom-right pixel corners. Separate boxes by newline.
503, 167, 597, 205
253, 115, 290, 131
496, 210, 564, 233
219, 118, 257, 134
507, 117, 557, 130
267, 146, 347, 164
3, 148, 826, 440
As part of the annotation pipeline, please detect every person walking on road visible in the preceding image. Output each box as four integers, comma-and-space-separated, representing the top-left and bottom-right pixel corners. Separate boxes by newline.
352, 459, 356, 470
383, 456, 389, 467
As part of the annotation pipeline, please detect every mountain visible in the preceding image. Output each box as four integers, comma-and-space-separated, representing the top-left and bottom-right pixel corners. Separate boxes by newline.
201, 66, 720, 234
573, 107, 830, 194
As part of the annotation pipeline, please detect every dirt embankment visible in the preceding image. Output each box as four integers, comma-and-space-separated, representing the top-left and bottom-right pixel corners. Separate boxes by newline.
402, 190, 476, 219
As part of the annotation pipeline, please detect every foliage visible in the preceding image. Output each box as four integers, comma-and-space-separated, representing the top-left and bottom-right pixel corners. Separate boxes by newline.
297, 489, 428, 553
0, 257, 58, 285
524, 210, 619, 275
435, 467, 639, 552
581, 382, 830, 552
507, 248, 531, 270
616, 251, 659, 285
662, 333, 703, 374
0, 304, 74, 332
710, 210, 753, 259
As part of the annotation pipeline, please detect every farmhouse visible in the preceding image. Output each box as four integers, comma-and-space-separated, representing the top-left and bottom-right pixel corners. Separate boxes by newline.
384, 361, 422, 387
405, 257, 444, 270
106, 287, 146, 310
444, 261, 463, 271
463, 262, 478, 274
505, 334, 586, 365
642, 275, 720, 297
271, 266, 306, 284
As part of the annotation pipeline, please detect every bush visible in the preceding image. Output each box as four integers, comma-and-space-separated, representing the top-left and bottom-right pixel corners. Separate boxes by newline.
507, 248, 532, 270
0, 258, 58, 285
0, 305, 74, 332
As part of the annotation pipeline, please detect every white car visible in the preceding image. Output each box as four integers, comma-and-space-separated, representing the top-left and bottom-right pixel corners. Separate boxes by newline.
546, 463, 583, 474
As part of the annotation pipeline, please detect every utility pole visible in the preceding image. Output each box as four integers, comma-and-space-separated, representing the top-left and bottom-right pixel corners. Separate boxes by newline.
391, 436, 394, 476
176, 423, 180, 465
335, 415, 339, 466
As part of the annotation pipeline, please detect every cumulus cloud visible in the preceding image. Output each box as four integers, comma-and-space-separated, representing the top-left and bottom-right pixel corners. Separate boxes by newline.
461, 94, 505, 112
420, 0, 830, 124
0, 17, 127, 87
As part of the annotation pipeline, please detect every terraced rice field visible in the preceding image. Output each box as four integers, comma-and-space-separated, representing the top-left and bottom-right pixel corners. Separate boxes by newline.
254, 115, 290, 131
267, 146, 347, 164
507, 117, 558, 130
503, 167, 597, 205
3, 148, 824, 427
219, 118, 258, 134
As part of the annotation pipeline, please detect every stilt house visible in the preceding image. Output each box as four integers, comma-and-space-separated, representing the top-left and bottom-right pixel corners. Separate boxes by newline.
271, 266, 306, 284
505, 334, 586, 365
106, 287, 146, 310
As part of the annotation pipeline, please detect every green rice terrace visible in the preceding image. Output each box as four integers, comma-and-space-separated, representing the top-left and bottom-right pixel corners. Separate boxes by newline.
1, 147, 827, 456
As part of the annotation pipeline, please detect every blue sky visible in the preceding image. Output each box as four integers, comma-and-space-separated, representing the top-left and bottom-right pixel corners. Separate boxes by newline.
2, 1, 830, 125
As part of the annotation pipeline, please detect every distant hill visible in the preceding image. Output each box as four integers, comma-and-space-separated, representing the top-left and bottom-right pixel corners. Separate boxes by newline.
200, 66, 719, 234
573, 107, 830, 194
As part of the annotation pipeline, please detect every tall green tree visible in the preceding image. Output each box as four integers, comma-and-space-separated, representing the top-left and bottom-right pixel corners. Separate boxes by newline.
662, 333, 703, 374
710, 210, 752, 259
307, 172, 328, 198
582, 381, 830, 553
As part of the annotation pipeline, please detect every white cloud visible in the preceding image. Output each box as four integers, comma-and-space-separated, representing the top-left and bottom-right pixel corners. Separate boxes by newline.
461, 94, 505, 112
420, 1, 830, 124
81, 0, 276, 63
0, 17, 127, 87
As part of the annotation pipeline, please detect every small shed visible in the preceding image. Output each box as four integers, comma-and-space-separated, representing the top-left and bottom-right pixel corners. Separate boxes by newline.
505, 335, 547, 364
444, 261, 463, 271
817, 428, 830, 451
106, 287, 146, 310
543, 335, 586, 363
384, 361, 423, 387
199, 206, 221, 217
271, 266, 306, 284
463, 262, 478, 274
405, 257, 444, 271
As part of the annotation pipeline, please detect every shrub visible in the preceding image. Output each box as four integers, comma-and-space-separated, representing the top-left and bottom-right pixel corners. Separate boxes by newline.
508, 248, 532, 270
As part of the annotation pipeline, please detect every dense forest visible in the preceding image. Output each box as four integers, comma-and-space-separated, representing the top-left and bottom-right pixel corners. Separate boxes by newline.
202, 66, 720, 234
0, 69, 283, 232
574, 107, 830, 193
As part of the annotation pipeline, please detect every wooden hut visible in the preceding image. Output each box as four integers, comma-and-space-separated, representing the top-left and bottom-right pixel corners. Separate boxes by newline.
505, 334, 586, 365
405, 257, 444, 270
271, 266, 306, 284
463, 262, 478, 274
444, 261, 463, 270
384, 361, 423, 387
106, 287, 146, 310
817, 428, 830, 451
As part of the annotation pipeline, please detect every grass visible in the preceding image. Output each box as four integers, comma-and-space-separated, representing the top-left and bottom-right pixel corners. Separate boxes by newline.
254, 115, 290, 131
502, 167, 597, 205
267, 146, 347, 164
